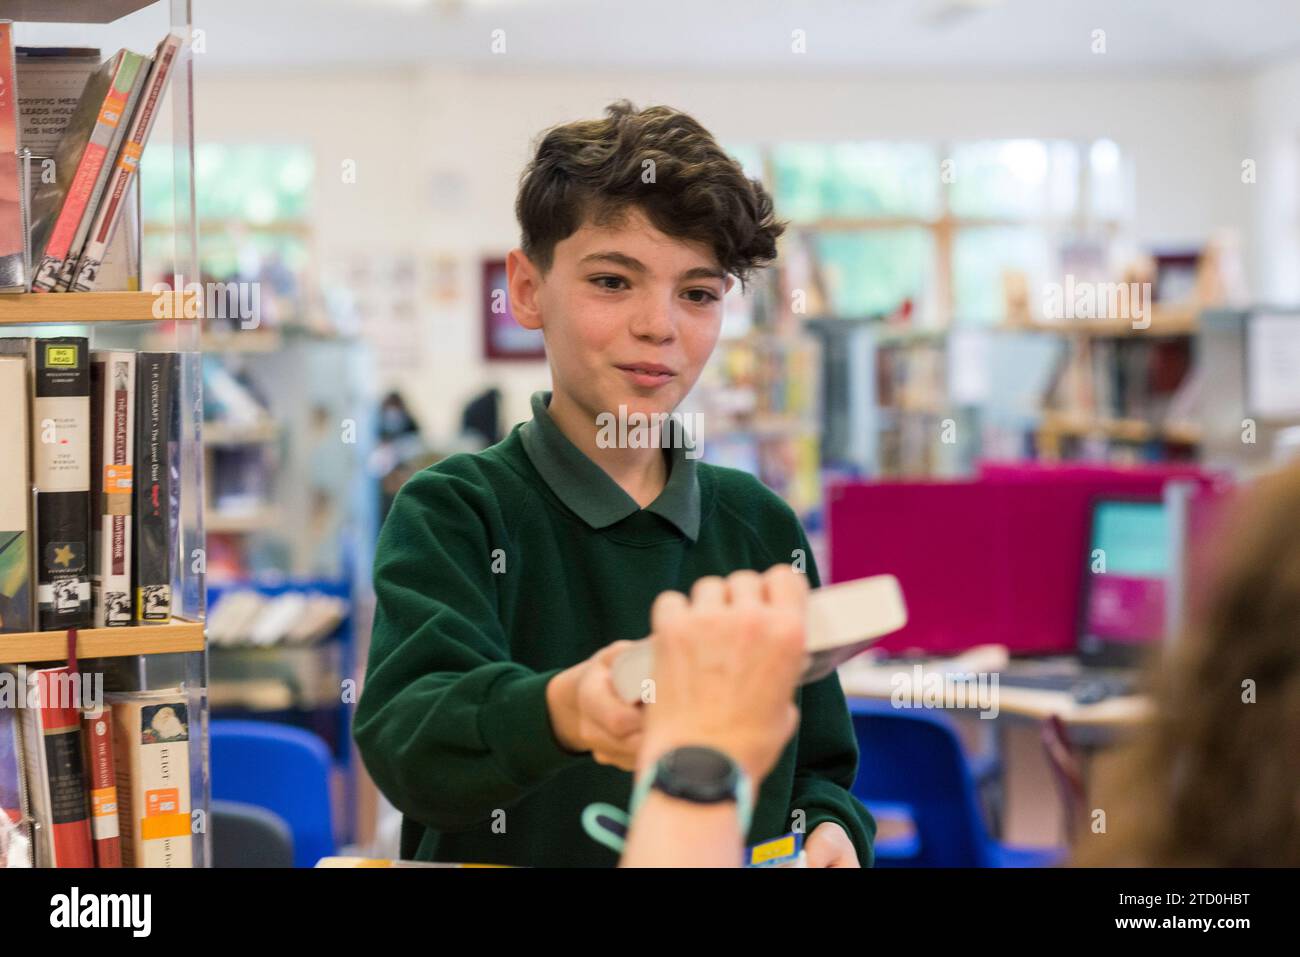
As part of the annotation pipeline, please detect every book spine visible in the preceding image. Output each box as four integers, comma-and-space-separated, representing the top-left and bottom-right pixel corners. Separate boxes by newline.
90, 352, 134, 627
0, 354, 34, 634
0, 700, 33, 866
55, 52, 150, 292
32, 338, 91, 629
0, 23, 25, 292
70, 36, 181, 293
31, 53, 143, 293
28, 667, 94, 867
81, 706, 121, 867
132, 353, 174, 622
110, 694, 192, 868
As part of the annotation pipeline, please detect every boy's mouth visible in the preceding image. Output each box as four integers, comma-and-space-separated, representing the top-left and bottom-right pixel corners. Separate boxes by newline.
615, 362, 676, 388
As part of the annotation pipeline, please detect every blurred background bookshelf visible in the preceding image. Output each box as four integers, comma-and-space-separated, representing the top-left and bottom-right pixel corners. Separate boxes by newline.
677, 138, 1247, 540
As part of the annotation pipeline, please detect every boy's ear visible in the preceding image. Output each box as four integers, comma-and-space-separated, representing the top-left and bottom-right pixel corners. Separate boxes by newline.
724, 275, 736, 296
506, 248, 543, 331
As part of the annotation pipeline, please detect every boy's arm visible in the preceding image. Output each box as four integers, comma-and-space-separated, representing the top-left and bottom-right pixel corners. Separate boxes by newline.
353, 467, 584, 834
785, 529, 878, 866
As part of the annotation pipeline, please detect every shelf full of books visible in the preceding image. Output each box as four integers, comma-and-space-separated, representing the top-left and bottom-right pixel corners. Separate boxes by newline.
0, 1, 206, 869
690, 271, 822, 524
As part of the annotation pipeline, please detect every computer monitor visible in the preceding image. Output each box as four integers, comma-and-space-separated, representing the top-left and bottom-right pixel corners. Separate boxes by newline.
1078, 497, 1170, 668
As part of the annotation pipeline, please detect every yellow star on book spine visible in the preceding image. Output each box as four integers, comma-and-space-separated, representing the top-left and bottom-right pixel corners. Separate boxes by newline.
53, 544, 76, 567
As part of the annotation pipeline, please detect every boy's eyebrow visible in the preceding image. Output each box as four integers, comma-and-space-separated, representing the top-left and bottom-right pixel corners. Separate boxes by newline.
579, 251, 726, 282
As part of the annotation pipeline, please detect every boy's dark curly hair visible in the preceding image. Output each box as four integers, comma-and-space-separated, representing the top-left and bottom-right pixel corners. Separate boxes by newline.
515, 100, 784, 286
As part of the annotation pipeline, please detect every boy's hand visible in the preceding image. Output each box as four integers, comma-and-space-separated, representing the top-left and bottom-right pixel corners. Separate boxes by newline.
637, 565, 809, 784
804, 821, 860, 868
546, 640, 644, 770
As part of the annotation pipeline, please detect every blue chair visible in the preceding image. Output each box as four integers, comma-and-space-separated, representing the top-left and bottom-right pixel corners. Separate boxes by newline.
849, 698, 1063, 867
210, 719, 336, 868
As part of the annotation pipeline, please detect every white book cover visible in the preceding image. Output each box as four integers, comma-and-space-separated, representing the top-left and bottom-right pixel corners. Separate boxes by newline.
91, 351, 134, 627
107, 689, 192, 868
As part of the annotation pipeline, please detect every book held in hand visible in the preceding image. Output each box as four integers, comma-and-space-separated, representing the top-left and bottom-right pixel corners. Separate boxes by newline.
611, 574, 908, 703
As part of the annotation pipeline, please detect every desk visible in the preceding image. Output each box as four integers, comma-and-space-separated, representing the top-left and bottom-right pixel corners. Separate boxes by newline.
838, 656, 1151, 744
838, 656, 1153, 845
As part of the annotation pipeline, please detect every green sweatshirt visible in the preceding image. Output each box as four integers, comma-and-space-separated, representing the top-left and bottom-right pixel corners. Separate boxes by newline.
354, 391, 875, 866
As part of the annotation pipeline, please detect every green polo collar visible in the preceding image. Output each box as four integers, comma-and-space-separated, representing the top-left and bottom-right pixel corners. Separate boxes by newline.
518, 391, 701, 542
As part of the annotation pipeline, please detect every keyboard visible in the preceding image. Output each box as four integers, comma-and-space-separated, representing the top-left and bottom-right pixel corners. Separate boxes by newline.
998, 671, 1137, 698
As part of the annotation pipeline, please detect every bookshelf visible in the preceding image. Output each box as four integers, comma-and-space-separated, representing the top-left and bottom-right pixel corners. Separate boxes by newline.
0, 621, 204, 664
0, 289, 197, 324
0, 0, 207, 867
691, 273, 823, 524
1198, 307, 1300, 474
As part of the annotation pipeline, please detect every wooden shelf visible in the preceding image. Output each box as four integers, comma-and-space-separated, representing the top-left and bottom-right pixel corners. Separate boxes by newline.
1040, 412, 1202, 444
0, 620, 205, 665
0, 0, 157, 22
1001, 304, 1200, 338
207, 506, 280, 533
0, 290, 200, 325
204, 420, 280, 445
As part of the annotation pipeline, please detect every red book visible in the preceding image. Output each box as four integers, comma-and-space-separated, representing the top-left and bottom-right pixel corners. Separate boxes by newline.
81, 706, 121, 867
15, 665, 94, 867
28, 50, 147, 292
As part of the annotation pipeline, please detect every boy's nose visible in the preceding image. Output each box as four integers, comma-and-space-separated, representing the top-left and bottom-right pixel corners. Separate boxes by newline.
629, 298, 676, 343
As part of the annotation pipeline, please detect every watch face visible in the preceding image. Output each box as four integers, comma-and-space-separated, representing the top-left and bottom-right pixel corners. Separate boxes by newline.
659, 746, 739, 803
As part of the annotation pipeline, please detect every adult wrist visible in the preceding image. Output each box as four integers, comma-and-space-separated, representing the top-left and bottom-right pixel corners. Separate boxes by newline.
630, 743, 755, 840
639, 730, 764, 782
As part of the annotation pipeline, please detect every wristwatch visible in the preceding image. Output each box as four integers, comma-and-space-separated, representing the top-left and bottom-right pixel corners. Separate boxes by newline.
630, 746, 754, 837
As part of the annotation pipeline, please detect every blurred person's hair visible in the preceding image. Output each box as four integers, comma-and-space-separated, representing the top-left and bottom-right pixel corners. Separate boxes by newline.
1078, 465, 1300, 866
515, 100, 783, 286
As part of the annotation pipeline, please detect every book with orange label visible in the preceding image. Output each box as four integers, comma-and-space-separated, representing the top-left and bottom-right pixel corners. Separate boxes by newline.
29, 49, 147, 292
81, 707, 121, 867
69, 33, 182, 292
90, 351, 135, 627
106, 689, 191, 867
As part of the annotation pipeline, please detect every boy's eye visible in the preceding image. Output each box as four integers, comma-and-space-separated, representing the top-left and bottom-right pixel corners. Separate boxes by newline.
683, 288, 720, 304
591, 275, 629, 292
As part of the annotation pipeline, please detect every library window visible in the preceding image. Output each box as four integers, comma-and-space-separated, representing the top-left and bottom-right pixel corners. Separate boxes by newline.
739, 138, 1133, 327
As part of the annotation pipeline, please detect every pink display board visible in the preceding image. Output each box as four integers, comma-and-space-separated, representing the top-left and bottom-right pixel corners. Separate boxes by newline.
827, 461, 1221, 657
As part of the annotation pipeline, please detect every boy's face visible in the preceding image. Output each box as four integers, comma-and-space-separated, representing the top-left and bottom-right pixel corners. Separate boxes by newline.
508, 206, 733, 429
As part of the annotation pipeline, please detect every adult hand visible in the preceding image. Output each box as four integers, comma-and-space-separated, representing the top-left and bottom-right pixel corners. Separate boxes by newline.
637, 564, 809, 783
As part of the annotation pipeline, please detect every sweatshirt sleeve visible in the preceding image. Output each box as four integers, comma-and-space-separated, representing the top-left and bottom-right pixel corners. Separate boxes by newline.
353, 465, 586, 834
785, 526, 878, 866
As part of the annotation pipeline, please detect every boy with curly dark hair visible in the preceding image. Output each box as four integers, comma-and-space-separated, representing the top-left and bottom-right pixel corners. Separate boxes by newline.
355, 101, 874, 867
